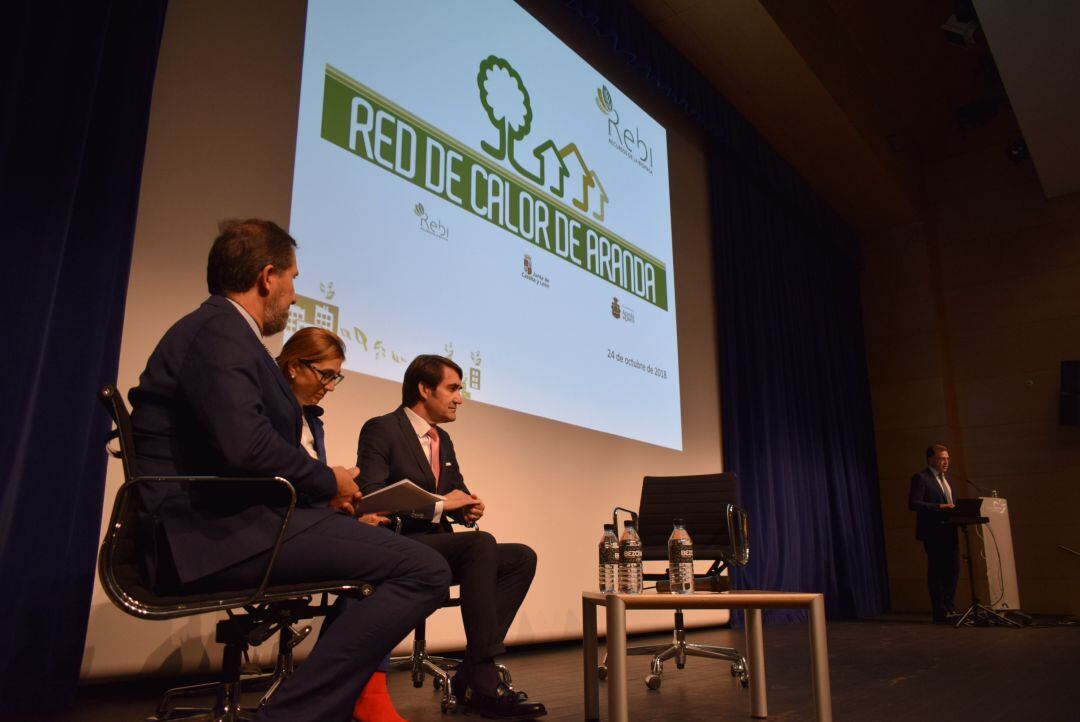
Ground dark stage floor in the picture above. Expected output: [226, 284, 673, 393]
[24, 616, 1080, 721]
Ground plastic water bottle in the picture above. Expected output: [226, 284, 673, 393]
[599, 524, 620, 593]
[667, 518, 694, 594]
[618, 520, 643, 594]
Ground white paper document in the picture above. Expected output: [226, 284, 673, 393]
[353, 479, 442, 515]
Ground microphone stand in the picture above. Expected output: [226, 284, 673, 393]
[960, 477, 997, 498]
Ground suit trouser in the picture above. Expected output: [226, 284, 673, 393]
[203, 510, 452, 722]
[923, 530, 959, 618]
[409, 530, 537, 662]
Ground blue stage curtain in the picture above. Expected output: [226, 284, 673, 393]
[565, 0, 889, 618]
[711, 147, 889, 620]
[0, 0, 167, 710]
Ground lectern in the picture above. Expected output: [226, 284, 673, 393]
[945, 499, 1021, 628]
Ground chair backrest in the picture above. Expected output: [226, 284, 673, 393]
[96, 385, 370, 619]
[97, 385, 162, 615]
[636, 472, 749, 568]
[100, 384, 139, 481]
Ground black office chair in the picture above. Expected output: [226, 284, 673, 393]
[600, 472, 751, 690]
[98, 385, 375, 721]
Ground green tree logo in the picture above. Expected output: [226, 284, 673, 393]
[414, 202, 426, 217]
[477, 55, 543, 183]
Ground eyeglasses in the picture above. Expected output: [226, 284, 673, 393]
[301, 360, 345, 386]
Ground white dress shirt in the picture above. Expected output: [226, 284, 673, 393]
[300, 416, 318, 459]
[225, 297, 264, 343]
[929, 466, 953, 505]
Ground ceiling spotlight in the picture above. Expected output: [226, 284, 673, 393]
[941, 14, 978, 47]
[1008, 139, 1029, 163]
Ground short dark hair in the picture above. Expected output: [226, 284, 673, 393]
[207, 218, 297, 294]
[402, 354, 463, 407]
[926, 443, 948, 460]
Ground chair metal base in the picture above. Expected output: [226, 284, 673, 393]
[389, 637, 462, 713]
[599, 610, 749, 690]
[389, 638, 516, 714]
[149, 622, 309, 721]
[148, 677, 254, 722]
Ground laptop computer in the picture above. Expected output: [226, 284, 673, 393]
[951, 497, 983, 518]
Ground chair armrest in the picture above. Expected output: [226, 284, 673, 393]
[101, 475, 297, 615]
[611, 506, 639, 531]
[725, 503, 750, 567]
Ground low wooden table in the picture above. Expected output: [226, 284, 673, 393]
[582, 590, 832, 721]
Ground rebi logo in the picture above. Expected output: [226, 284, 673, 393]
[595, 86, 614, 115]
[414, 202, 449, 240]
[597, 85, 653, 174]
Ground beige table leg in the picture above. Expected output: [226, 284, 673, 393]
[583, 597, 600, 721]
[745, 608, 767, 718]
[808, 596, 832, 722]
[605, 596, 628, 722]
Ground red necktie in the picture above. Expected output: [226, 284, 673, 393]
[426, 427, 441, 491]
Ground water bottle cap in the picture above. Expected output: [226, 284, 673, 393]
[603, 523, 615, 530]
[673, 518, 686, 527]
[623, 519, 635, 528]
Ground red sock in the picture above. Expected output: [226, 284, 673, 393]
[352, 672, 407, 722]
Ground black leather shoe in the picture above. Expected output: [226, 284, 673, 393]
[463, 683, 547, 720]
[453, 675, 533, 706]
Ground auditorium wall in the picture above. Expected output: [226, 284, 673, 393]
[863, 144, 1080, 615]
[80, 0, 726, 679]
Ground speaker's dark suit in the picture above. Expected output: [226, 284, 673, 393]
[129, 296, 450, 722]
[357, 407, 536, 663]
[909, 468, 959, 620]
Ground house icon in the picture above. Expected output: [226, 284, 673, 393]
[557, 143, 607, 221]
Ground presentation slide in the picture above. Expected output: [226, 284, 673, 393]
[289, 0, 681, 449]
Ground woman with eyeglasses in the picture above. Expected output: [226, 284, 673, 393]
[277, 327, 406, 722]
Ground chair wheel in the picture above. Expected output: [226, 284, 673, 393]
[442, 693, 458, 713]
[411, 670, 424, 688]
[645, 674, 662, 690]
[740, 674, 750, 688]
[433, 676, 444, 690]
[597, 665, 607, 681]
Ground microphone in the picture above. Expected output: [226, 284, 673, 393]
[958, 477, 998, 497]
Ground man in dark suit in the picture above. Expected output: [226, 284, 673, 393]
[908, 443, 960, 623]
[129, 219, 451, 721]
[357, 355, 545, 720]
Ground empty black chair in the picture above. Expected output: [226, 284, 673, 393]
[97, 385, 374, 721]
[601, 472, 750, 690]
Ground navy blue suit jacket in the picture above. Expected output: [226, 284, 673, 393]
[356, 407, 469, 534]
[129, 295, 338, 585]
[908, 468, 955, 542]
[303, 405, 327, 463]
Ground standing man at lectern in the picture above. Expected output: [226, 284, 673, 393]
[357, 354, 546, 720]
[909, 443, 960, 624]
